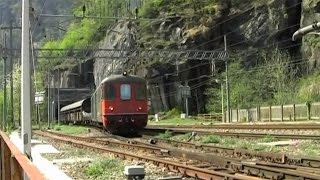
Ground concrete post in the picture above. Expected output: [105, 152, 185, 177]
[281, 104, 284, 122]
[293, 104, 296, 121]
[256, 106, 260, 122]
[236, 108, 239, 122]
[21, 0, 31, 163]
[307, 102, 311, 121]
[269, 105, 272, 122]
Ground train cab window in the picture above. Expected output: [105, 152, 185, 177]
[105, 84, 116, 100]
[136, 85, 146, 100]
[120, 84, 131, 100]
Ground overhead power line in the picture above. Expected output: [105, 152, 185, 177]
[6, 48, 227, 60]
[39, 13, 166, 22]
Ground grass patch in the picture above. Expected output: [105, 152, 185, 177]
[157, 130, 174, 139]
[298, 142, 320, 157]
[260, 134, 275, 143]
[201, 135, 221, 144]
[52, 125, 89, 135]
[85, 158, 125, 179]
[223, 138, 237, 145]
[253, 144, 267, 151]
[239, 142, 252, 149]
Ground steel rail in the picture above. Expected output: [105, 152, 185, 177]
[144, 127, 320, 140]
[33, 131, 258, 180]
[147, 123, 320, 130]
[35, 131, 320, 180]
[141, 136, 320, 168]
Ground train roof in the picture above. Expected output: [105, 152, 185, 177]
[60, 98, 89, 112]
[100, 74, 146, 85]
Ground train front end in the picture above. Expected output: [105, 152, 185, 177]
[93, 73, 148, 135]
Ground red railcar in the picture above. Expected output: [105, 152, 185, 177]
[60, 72, 148, 135]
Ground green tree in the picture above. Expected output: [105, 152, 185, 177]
[205, 49, 299, 112]
[298, 72, 320, 102]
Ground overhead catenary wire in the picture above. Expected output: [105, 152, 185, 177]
[29, 1, 306, 86]
[150, 58, 311, 99]
[147, 36, 304, 83]
[31, 0, 48, 35]
[148, 55, 309, 89]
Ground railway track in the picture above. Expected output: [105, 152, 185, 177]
[147, 123, 320, 130]
[34, 130, 320, 180]
[139, 136, 320, 169]
[34, 130, 255, 180]
[144, 127, 320, 140]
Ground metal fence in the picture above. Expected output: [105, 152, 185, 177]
[0, 130, 45, 180]
[228, 102, 320, 122]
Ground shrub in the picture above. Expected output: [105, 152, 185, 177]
[157, 130, 174, 139]
[201, 135, 220, 144]
[240, 117, 247, 123]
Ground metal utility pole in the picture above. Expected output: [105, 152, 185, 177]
[51, 101, 55, 124]
[57, 69, 60, 125]
[1, 22, 22, 127]
[9, 21, 14, 126]
[3, 33, 7, 129]
[21, 0, 31, 161]
[2, 57, 7, 129]
[52, 71, 55, 123]
[185, 83, 190, 117]
[47, 74, 50, 129]
[221, 83, 224, 122]
[224, 35, 231, 123]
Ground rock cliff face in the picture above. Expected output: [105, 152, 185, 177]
[93, 21, 139, 87]
[54, 0, 319, 114]
[49, 60, 94, 89]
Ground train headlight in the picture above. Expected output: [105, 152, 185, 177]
[109, 106, 114, 111]
[137, 107, 142, 111]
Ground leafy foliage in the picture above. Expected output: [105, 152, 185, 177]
[305, 35, 320, 48]
[157, 130, 174, 139]
[139, 0, 221, 18]
[39, 18, 99, 70]
[38, 0, 128, 72]
[53, 125, 89, 135]
[201, 135, 221, 144]
[298, 72, 320, 102]
[206, 49, 299, 112]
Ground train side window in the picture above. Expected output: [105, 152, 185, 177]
[105, 84, 116, 100]
[120, 84, 131, 100]
[136, 85, 146, 100]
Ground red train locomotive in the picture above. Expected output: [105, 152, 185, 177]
[60, 72, 148, 134]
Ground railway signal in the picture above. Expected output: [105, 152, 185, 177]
[179, 84, 191, 117]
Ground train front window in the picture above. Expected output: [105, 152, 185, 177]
[136, 85, 146, 100]
[120, 84, 131, 100]
[105, 84, 115, 100]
